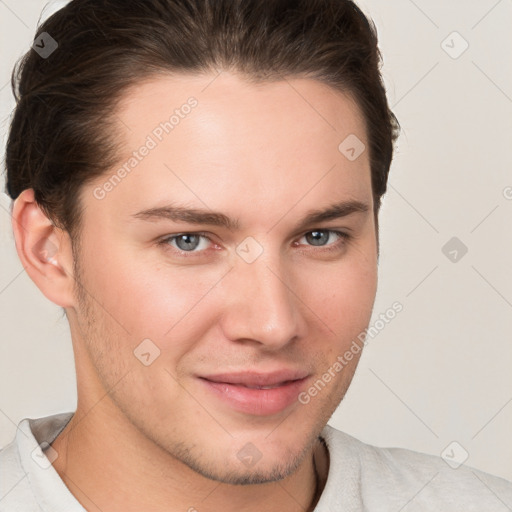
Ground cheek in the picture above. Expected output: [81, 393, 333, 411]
[84, 242, 224, 356]
[82, 228, 376, 362]
[297, 247, 378, 344]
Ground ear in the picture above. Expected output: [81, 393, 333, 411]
[11, 188, 76, 308]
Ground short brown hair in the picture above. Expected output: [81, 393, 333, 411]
[5, 0, 400, 242]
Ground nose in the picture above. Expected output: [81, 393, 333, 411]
[219, 251, 307, 350]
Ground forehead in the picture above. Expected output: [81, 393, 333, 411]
[115, 71, 368, 156]
[87, 71, 372, 221]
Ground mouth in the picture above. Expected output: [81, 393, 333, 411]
[197, 375, 310, 416]
[207, 379, 297, 390]
[199, 368, 310, 387]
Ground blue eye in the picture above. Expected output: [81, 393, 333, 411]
[300, 230, 346, 247]
[158, 229, 350, 257]
[158, 232, 213, 255]
[170, 233, 205, 252]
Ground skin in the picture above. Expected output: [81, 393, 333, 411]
[12, 71, 378, 512]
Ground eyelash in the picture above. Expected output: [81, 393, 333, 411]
[157, 229, 351, 258]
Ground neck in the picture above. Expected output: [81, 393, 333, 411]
[50, 403, 329, 512]
[311, 436, 329, 510]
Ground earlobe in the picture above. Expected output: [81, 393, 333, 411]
[11, 188, 76, 308]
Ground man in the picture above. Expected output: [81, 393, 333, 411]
[1, 0, 511, 511]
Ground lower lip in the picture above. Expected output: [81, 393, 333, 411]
[199, 377, 309, 416]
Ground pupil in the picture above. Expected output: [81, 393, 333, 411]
[177, 234, 199, 251]
[307, 230, 328, 246]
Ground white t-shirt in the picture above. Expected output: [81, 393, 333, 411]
[1, 412, 511, 511]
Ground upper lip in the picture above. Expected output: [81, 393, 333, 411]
[200, 369, 310, 387]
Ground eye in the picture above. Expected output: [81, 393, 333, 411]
[158, 229, 350, 257]
[159, 232, 212, 254]
[296, 230, 350, 252]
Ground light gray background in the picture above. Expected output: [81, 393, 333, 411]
[1, 0, 511, 482]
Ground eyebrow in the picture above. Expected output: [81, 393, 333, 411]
[131, 199, 370, 232]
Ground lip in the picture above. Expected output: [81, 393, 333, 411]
[198, 373, 310, 416]
[200, 369, 310, 387]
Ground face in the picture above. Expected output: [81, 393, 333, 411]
[69, 71, 378, 484]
